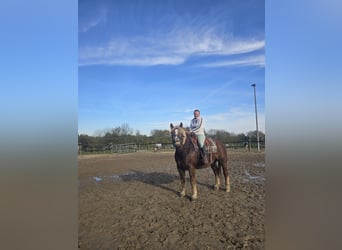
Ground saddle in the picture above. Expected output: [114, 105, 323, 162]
[190, 134, 218, 154]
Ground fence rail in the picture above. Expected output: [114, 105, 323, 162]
[78, 141, 265, 154]
[111, 143, 137, 153]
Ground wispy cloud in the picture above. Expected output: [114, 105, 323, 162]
[150, 108, 265, 135]
[148, 122, 171, 129]
[79, 26, 264, 67]
[197, 55, 265, 68]
[205, 108, 265, 134]
[79, 9, 107, 33]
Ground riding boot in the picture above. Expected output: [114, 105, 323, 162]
[200, 147, 209, 165]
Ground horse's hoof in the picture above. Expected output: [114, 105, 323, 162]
[180, 191, 186, 197]
[214, 185, 220, 191]
[226, 187, 231, 192]
[191, 195, 197, 201]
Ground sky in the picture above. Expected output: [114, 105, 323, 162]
[78, 0, 265, 136]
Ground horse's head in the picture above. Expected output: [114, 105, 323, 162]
[170, 122, 187, 148]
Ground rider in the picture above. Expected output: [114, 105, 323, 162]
[190, 109, 209, 164]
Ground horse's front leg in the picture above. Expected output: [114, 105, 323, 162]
[177, 166, 186, 197]
[189, 167, 197, 200]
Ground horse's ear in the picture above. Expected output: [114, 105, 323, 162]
[170, 123, 174, 129]
[180, 122, 183, 127]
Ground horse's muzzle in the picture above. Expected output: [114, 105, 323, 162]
[173, 138, 181, 147]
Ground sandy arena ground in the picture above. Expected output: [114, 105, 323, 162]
[78, 150, 265, 249]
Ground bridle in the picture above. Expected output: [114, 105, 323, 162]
[171, 126, 187, 147]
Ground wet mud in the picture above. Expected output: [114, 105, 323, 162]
[79, 150, 265, 249]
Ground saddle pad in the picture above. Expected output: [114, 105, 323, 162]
[190, 135, 217, 153]
[205, 138, 217, 153]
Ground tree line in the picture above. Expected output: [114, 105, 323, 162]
[78, 123, 265, 152]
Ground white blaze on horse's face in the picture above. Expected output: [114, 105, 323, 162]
[173, 128, 181, 146]
[171, 127, 186, 147]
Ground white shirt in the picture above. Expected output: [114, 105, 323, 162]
[190, 116, 205, 135]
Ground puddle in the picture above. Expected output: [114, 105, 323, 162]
[92, 171, 146, 183]
[93, 177, 103, 182]
[109, 175, 121, 179]
[253, 162, 265, 168]
[90, 171, 178, 185]
[109, 172, 137, 181]
[243, 170, 265, 183]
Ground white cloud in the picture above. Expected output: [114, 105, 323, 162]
[168, 108, 265, 134]
[80, 18, 102, 33]
[182, 108, 197, 113]
[197, 55, 265, 68]
[79, 26, 264, 67]
[148, 122, 171, 129]
[205, 108, 265, 134]
[79, 55, 185, 67]
[79, 9, 107, 33]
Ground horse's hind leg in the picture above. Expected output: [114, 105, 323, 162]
[221, 160, 230, 192]
[211, 161, 220, 191]
[177, 167, 186, 197]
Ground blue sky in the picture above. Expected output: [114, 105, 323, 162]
[78, 0, 265, 136]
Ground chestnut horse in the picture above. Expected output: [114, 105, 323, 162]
[170, 123, 230, 200]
